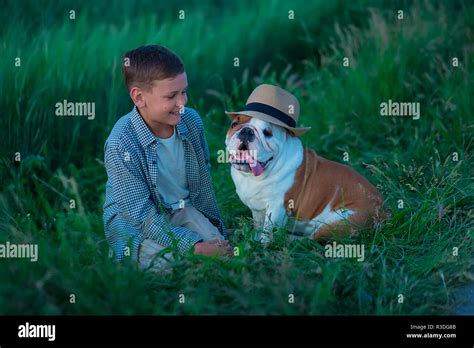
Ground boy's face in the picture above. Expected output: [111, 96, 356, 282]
[132, 72, 188, 129]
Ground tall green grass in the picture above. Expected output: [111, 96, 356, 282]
[0, 0, 358, 165]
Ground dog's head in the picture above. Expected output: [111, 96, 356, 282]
[225, 114, 292, 176]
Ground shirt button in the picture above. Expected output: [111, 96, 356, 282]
[152, 184, 156, 188]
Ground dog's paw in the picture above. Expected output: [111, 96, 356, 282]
[254, 232, 272, 245]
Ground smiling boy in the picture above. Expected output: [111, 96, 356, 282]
[103, 45, 232, 271]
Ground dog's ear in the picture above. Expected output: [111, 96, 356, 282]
[286, 128, 296, 137]
[230, 115, 239, 127]
[228, 114, 252, 128]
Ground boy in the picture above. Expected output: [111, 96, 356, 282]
[103, 45, 232, 271]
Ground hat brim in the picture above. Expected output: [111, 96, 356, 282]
[225, 110, 311, 137]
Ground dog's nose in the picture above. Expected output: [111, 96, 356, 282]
[237, 127, 255, 143]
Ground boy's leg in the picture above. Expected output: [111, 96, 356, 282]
[137, 205, 222, 273]
[138, 238, 173, 273]
[170, 205, 224, 241]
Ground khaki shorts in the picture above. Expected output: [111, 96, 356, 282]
[138, 205, 224, 272]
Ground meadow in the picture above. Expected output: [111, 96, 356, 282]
[0, 0, 472, 315]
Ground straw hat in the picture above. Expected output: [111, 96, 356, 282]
[225, 84, 311, 136]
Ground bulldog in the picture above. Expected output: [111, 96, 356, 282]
[225, 84, 385, 243]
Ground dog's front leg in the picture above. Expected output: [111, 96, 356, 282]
[252, 209, 271, 243]
[257, 204, 288, 244]
[251, 209, 266, 230]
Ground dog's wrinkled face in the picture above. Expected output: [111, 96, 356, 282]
[225, 114, 289, 176]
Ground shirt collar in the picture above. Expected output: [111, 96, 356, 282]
[176, 118, 188, 138]
[130, 106, 188, 147]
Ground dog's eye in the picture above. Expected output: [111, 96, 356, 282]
[231, 122, 238, 128]
[263, 128, 273, 137]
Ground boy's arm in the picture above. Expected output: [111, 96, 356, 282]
[104, 142, 203, 260]
[199, 122, 212, 173]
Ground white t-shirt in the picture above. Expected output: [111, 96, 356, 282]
[155, 127, 190, 209]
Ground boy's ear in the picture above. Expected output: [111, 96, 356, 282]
[130, 87, 146, 108]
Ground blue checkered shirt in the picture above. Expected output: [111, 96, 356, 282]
[103, 106, 227, 261]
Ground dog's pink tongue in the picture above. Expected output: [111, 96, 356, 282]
[242, 151, 264, 176]
[251, 162, 264, 176]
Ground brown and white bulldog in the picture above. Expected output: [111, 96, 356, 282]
[225, 84, 385, 243]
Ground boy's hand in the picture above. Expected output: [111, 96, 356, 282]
[193, 239, 233, 256]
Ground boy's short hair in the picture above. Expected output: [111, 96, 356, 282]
[122, 45, 185, 91]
